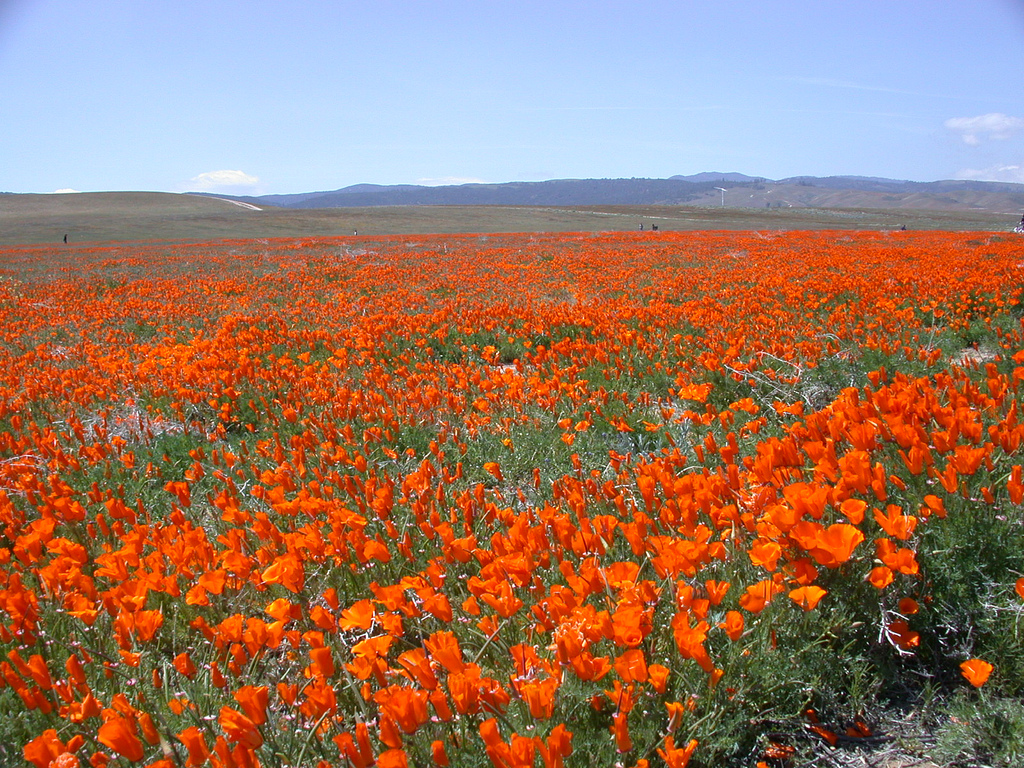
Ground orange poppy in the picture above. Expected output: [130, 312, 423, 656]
[614, 649, 648, 684]
[873, 505, 917, 540]
[173, 652, 197, 679]
[260, 552, 305, 593]
[431, 740, 450, 767]
[788, 585, 827, 611]
[378, 686, 430, 734]
[610, 712, 632, 752]
[339, 599, 376, 630]
[378, 748, 410, 768]
[839, 498, 866, 524]
[808, 523, 864, 568]
[570, 651, 612, 682]
[738, 580, 783, 614]
[519, 676, 559, 719]
[665, 701, 686, 732]
[704, 579, 730, 605]
[887, 619, 920, 650]
[539, 723, 573, 768]
[657, 736, 698, 768]
[721, 610, 744, 642]
[23, 730, 70, 768]
[648, 663, 670, 693]
[423, 631, 465, 673]
[898, 597, 919, 615]
[868, 566, 894, 590]
[960, 658, 993, 687]
[218, 706, 263, 749]
[234, 685, 269, 725]
[748, 539, 782, 572]
[98, 714, 144, 762]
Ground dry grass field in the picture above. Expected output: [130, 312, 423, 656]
[0, 191, 1016, 245]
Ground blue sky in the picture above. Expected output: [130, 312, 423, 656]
[1, 0, 1023, 195]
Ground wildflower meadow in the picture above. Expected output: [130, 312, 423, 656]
[2, 230, 1023, 767]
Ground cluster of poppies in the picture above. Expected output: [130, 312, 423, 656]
[0, 230, 1021, 767]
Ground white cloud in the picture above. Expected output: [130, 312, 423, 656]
[415, 176, 489, 186]
[52, 188, 80, 194]
[954, 164, 1024, 183]
[944, 113, 1024, 145]
[183, 169, 260, 192]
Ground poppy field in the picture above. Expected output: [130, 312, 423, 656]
[2, 230, 1024, 767]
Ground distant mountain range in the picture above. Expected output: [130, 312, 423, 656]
[197, 174, 1024, 214]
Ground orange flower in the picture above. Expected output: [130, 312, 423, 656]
[839, 498, 866, 524]
[788, 585, 827, 611]
[334, 722, 376, 768]
[20, 654, 52, 692]
[98, 714, 144, 762]
[339, 599, 376, 630]
[539, 723, 573, 768]
[398, 648, 439, 690]
[519, 676, 559, 719]
[868, 566, 894, 590]
[138, 712, 160, 746]
[234, 685, 269, 725]
[666, 701, 686, 732]
[611, 712, 632, 752]
[260, 552, 305, 593]
[23, 729, 69, 768]
[309, 646, 336, 678]
[873, 505, 917, 541]
[738, 580, 783, 614]
[173, 652, 197, 679]
[614, 649, 648, 684]
[612, 605, 646, 647]
[671, 613, 713, 671]
[648, 663, 670, 693]
[424, 631, 465, 673]
[219, 706, 263, 748]
[378, 748, 410, 768]
[721, 610, 744, 641]
[704, 579, 730, 605]
[898, 597, 919, 615]
[922, 494, 946, 519]
[808, 523, 865, 568]
[960, 658, 993, 688]
[431, 740, 450, 767]
[570, 651, 612, 682]
[887, 619, 919, 650]
[657, 736, 698, 768]
[748, 539, 782, 572]
[480, 580, 524, 619]
[376, 690, 425, 736]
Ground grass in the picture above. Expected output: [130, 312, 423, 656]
[0, 191, 1017, 245]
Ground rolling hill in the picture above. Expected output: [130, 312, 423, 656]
[2, 175, 1022, 245]
[207, 174, 1024, 214]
